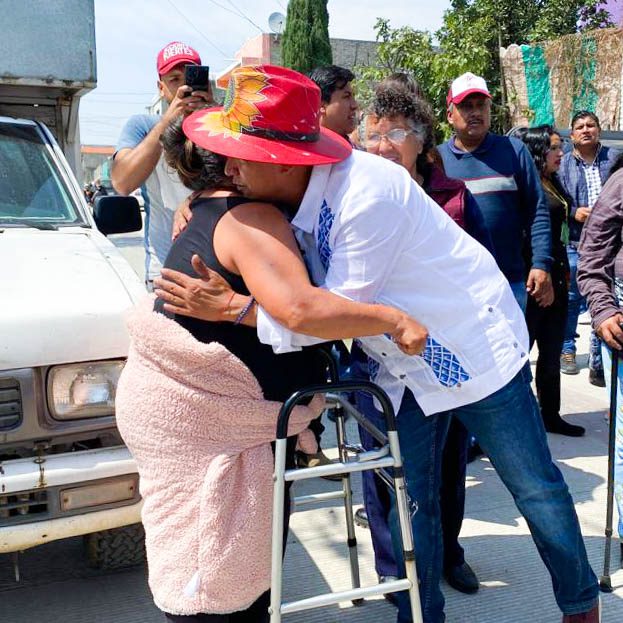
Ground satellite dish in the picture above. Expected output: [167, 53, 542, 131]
[268, 12, 286, 34]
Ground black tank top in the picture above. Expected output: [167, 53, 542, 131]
[154, 196, 327, 401]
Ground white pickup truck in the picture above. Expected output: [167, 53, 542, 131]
[0, 116, 147, 572]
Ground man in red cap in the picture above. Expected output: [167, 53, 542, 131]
[158, 64, 599, 623]
[112, 41, 211, 288]
[439, 72, 553, 315]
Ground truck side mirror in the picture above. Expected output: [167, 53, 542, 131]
[93, 196, 142, 236]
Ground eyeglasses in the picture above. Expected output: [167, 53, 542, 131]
[365, 128, 415, 147]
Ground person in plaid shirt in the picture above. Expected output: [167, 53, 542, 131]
[559, 111, 620, 383]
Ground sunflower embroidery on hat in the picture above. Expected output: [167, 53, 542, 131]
[182, 64, 353, 165]
[197, 67, 268, 140]
[317, 200, 334, 272]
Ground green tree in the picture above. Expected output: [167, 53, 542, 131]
[281, 0, 332, 74]
[356, 0, 613, 136]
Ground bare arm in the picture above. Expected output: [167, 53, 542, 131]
[225, 203, 425, 347]
[112, 86, 210, 195]
[155, 202, 427, 354]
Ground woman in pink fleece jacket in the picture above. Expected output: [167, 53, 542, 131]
[116, 116, 427, 623]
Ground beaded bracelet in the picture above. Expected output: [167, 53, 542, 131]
[234, 296, 256, 325]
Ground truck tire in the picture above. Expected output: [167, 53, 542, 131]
[84, 523, 146, 570]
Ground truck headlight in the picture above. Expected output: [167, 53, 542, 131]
[47, 361, 125, 420]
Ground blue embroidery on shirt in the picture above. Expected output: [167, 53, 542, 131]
[368, 357, 380, 381]
[422, 337, 471, 387]
[317, 200, 334, 272]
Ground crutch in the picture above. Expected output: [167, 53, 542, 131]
[269, 380, 423, 623]
[599, 347, 619, 593]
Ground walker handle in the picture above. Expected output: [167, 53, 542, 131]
[277, 380, 396, 440]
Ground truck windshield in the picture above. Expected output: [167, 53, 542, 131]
[0, 123, 86, 228]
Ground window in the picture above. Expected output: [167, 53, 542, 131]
[0, 123, 86, 227]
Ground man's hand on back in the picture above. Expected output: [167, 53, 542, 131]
[154, 255, 246, 322]
[172, 195, 193, 240]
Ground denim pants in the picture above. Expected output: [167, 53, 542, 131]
[563, 245, 603, 371]
[392, 365, 598, 623]
[356, 400, 469, 581]
[600, 345, 623, 539]
[509, 280, 528, 314]
[355, 389, 400, 578]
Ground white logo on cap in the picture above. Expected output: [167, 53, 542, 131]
[451, 72, 489, 98]
[163, 42, 194, 61]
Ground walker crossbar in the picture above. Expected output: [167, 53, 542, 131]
[284, 455, 395, 482]
[280, 579, 412, 615]
[270, 380, 423, 623]
[326, 392, 389, 445]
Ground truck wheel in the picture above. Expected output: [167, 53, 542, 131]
[84, 523, 146, 570]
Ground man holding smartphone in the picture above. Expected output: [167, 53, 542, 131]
[112, 41, 212, 288]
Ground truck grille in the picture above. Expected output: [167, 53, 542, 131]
[0, 378, 22, 431]
[0, 490, 49, 523]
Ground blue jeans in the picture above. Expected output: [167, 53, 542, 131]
[563, 245, 603, 371]
[355, 389, 400, 578]
[392, 366, 598, 623]
[600, 345, 623, 538]
[509, 280, 528, 313]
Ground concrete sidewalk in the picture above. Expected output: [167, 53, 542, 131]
[280, 323, 623, 622]
[0, 321, 621, 622]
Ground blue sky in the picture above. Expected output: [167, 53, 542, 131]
[79, 0, 451, 145]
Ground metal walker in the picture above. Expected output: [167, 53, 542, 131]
[269, 379, 423, 622]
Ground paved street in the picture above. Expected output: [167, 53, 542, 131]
[1, 231, 622, 622]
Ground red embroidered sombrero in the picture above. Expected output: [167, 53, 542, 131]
[182, 65, 352, 165]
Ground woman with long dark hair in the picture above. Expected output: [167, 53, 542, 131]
[515, 125, 585, 437]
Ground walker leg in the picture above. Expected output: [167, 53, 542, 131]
[334, 405, 362, 602]
[389, 430, 423, 623]
[269, 439, 288, 623]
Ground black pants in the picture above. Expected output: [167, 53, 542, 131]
[164, 590, 270, 623]
[526, 278, 568, 421]
[440, 416, 469, 569]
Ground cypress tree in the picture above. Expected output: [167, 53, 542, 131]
[281, 0, 332, 74]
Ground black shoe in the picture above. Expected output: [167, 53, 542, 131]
[544, 416, 585, 437]
[466, 442, 484, 464]
[444, 561, 479, 594]
[589, 368, 606, 388]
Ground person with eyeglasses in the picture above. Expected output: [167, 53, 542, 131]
[353, 83, 492, 598]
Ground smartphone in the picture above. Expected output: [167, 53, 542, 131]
[184, 65, 210, 93]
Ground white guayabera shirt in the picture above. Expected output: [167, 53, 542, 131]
[257, 150, 529, 416]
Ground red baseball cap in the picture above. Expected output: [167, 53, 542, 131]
[447, 72, 491, 107]
[157, 41, 201, 76]
[183, 65, 352, 166]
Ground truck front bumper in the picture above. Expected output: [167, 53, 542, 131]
[0, 446, 142, 553]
